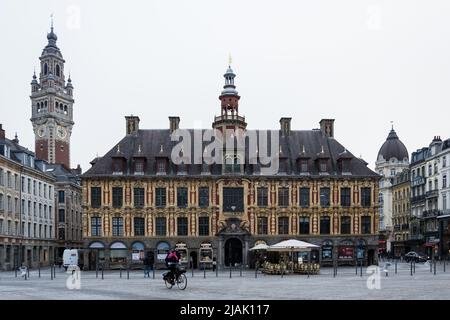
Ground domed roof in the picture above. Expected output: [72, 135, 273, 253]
[377, 128, 409, 161]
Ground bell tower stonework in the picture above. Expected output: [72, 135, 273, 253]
[30, 25, 74, 169]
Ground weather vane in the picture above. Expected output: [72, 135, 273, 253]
[390, 120, 394, 130]
[228, 53, 232, 66]
[50, 13, 54, 28]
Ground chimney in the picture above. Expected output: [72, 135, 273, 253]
[0, 124, 4, 140]
[125, 115, 140, 135]
[74, 164, 82, 175]
[169, 116, 180, 133]
[280, 118, 292, 136]
[320, 119, 335, 138]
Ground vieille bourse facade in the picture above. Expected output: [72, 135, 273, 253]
[81, 66, 380, 270]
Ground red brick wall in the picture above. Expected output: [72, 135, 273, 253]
[55, 140, 70, 168]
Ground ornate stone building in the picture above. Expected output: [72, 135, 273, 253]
[391, 169, 411, 256]
[375, 127, 409, 254]
[82, 65, 380, 270]
[0, 125, 56, 270]
[29, 26, 82, 262]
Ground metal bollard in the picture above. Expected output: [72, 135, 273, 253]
[355, 262, 358, 275]
[153, 265, 155, 279]
[434, 260, 436, 275]
[444, 261, 446, 272]
[53, 265, 56, 278]
[240, 264, 242, 277]
[24, 272, 27, 281]
[15, 267, 17, 278]
[395, 261, 397, 274]
[203, 264, 206, 279]
[430, 261, 432, 273]
[96, 264, 98, 278]
[102, 267, 104, 280]
[192, 265, 194, 278]
[360, 261, 363, 277]
[255, 266, 258, 279]
[38, 263, 41, 278]
[127, 267, 130, 280]
[216, 264, 218, 278]
[51, 265, 53, 280]
[27, 267, 30, 278]
[410, 261, 413, 276]
[230, 266, 232, 278]
[120, 267, 122, 278]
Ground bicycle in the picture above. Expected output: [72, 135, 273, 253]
[163, 263, 187, 290]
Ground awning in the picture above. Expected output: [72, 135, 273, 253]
[424, 242, 439, 247]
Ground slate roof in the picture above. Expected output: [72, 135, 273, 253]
[84, 128, 379, 179]
[377, 129, 409, 161]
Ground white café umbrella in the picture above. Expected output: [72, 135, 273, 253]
[249, 243, 269, 251]
[268, 239, 319, 252]
[268, 239, 319, 272]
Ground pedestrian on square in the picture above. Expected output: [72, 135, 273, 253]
[212, 257, 217, 272]
[143, 256, 151, 278]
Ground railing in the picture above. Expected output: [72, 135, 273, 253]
[214, 115, 246, 123]
[411, 195, 426, 204]
[423, 210, 441, 218]
[426, 190, 439, 198]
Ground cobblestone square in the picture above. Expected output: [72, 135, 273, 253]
[0, 262, 449, 300]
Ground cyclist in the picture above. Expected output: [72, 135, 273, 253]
[165, 249, 180, 285]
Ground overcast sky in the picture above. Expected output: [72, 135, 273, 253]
[1, 0, 449, 172]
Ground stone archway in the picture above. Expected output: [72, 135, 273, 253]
[224, 238, 243, 267]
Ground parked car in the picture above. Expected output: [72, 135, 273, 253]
[404, 251, 428, 263]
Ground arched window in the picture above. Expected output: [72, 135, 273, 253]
[56, 64, 60, 77]
[44, 63, 48, 75]
[44, 101, 47, 108]
[55, 102, 58, 110]
[64, 105, 68, 115]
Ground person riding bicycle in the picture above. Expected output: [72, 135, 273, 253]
[165, 249, 180, 285]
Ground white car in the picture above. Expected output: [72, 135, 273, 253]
[63, 249, 84, 270]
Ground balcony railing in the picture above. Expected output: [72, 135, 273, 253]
[411, 195, 426, 204]
[422, 209, 441, 218]
[214, 115, 246, 123]
[426, 189, 439, 198]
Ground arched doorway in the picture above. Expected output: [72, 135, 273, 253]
[224, 238, 243, 267]
[368, 249, 375, 266]
[190, 251, 198, 269]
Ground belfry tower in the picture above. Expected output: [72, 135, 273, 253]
[30, 23, 74, 168]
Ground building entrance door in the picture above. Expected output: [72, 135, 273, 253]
[224, 238, 243, 267]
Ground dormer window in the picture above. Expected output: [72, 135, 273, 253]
[201, 163, 210, 175]
[177, 163, 187, 175]
[224, 154, 241, 174]
[134, 159, 144, 175]
[156, 158, 167, 175]
[319, 160, 327, 173]
[112, 158, 124, 175]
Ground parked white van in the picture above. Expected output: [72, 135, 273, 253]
[63, 249, 84, 270]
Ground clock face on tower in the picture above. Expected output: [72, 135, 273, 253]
[57, 126, 67, 139]
[37, 126, 46, 138]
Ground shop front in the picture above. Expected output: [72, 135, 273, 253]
[156, 241, 170, 269]
[109, 242, 128, 269]
[356, 238, 367, 265]
[175, 242, 189, 266]
[321, 239, 333, 266]
[88, 241, 106, 270]
[338, 239, 355, 266]
[131, 242, 145, 269]
[199, 242, 213, 269]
